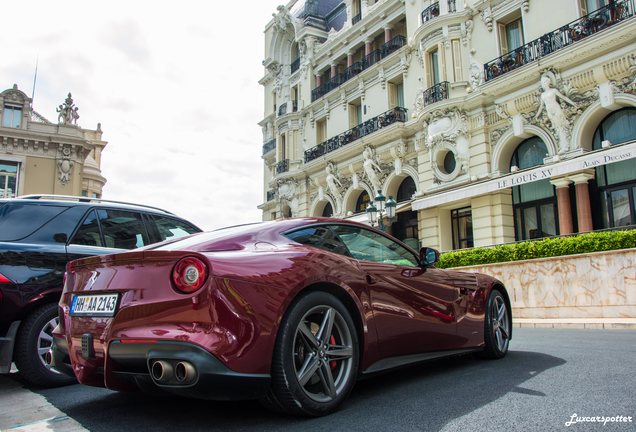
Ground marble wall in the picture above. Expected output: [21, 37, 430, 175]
[455, 248, 636, 321]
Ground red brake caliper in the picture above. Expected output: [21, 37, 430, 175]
[330, 335, 336, 369]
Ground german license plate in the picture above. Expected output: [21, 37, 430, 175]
[70, 293, 119, 317]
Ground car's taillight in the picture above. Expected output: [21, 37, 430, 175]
[171, 257, 208, 294]
[0, 272, 12, 284]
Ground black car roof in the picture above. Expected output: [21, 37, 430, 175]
[1, 195, 175, 216]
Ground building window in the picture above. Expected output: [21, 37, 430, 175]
[355, 190, 370, 213]
[497, 16, 524, 55]
[0, 161, 18, 198]
[451, 207, 473, 249]
[579, 0, 608, 15]
[349, 101, 362, 128]
[388, 81, 404, 109]
[429, 48, 441, 85]
[391, 177, 419, 250]
[592, 108, 636, 228]
[510, 137, 558, 240]
[443, 151, 456, 174]
[2, 105, 21, 128]
[322, 202, 333, 217]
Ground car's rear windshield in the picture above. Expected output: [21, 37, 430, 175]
[0, 203, 69, 241]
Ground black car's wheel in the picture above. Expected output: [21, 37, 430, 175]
[14, 303, 75, 387]
[265, 291, 359, 416]
[481, 288, 511, 359]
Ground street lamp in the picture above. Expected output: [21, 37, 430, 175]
[366, 190, 397, 231]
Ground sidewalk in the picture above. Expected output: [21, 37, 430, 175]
[0, 373, 87, 432]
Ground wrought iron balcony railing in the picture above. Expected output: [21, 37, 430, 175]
[311, 35, 407, 101]
[352, 13, 362, 25]
[276, 159, 289, 174]
[304, 107, 408, 163]
[448, 0, 456, 13]
[266, 190, 276, 201]
[423, 81, 449, 105]
[484, 0, 634, 82]
[290, 58, 300, 74]
[421, 2, 440, 24]
[262, 139, 276, 155]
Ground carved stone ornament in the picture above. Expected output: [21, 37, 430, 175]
[325, 161, 344, 214]
[468, 49, 484, 92]
[272, 5, 293, 32]
[57, 144, 74, 185]
[422, 109, 470, 182]
[481, 6, 493, 32]
[362, 146, 384, 194]
[56, 93, 80, 126]
[461, 20, 473, 47]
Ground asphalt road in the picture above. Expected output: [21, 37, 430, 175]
[5, 328, 636, 432]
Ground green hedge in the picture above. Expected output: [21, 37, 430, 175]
[438, 229, 636, 269]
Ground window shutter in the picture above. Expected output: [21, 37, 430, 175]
[579, 0, 588, 16]
[439, 42, 447, 82]
[497, 22, 508, 55]
[426, 52, 433, 87]
[452, 39, 463, 82]
[388, 83, 397, 108]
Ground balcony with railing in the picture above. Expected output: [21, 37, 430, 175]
[423, 81, 449, 105]
[484, 0, 635, 82]
[304, 107, 408, 163]
[421, 2, 440, 24]
[311, 35, 407, 101]
[276, 159, 289, 174]
[262, 139, 276, 155]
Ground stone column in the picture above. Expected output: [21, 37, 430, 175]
[570, 171, 596, 233]
[347, 51, 354, 67]
[330, 63, 337, 78]
[365, 39, 373, 56]
[315, 74, 321, 87]
[384, 26, 393, 43]
[550, 178, 574, 235]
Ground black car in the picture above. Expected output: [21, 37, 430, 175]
[0, 195, 202, 387]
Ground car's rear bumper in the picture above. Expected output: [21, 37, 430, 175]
[52, 337, 270, 400]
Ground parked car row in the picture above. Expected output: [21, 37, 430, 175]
[2, 196, 512, 416]
[0, 195, 201, 386]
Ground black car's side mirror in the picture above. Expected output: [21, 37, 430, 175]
[419, 247, 440, 268]
[53, 233, 68, 244]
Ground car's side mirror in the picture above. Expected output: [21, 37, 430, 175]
[53, 233, 68, 244]
[419, 247, 440, 268]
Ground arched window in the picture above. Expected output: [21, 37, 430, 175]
[355, 190, 370, 213]
[510, 137, 558, 240]
[322, 202, 333, 217]
[591, 108, 636, 228]
[396, 176, 416, 202]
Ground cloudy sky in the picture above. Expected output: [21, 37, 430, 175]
[1, 0, 284, 231]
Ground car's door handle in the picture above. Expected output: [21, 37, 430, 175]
[366, 274, 377, 284]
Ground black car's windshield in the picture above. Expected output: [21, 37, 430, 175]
[0, 203, 69, 241]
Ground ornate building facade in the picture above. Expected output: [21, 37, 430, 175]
[259, 0, 636, 251]
[0, 85, 107, 199]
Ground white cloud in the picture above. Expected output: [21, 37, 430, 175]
[1, 0, 281, 230]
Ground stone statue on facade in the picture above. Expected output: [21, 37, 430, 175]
[535, 72, 577, 153]
[468, 49, 484, 92]
[325, 163, 343, 214]
[56, 93, 79, 125]
[363, 147, 383, 193]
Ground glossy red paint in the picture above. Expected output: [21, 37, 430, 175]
[53, 217, 510, 397]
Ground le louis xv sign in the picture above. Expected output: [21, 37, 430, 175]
[413, 141, 636, 210]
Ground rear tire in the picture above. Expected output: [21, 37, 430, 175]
[14, 303, 75, 387]
[263, 291, 359, 416]
[480, 288, 511, 359]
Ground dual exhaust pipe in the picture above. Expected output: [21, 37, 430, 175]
[150, 360, 197, 386]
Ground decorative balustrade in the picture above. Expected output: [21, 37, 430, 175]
[423, 81, 449, 105]
[352, 13, 362, 25]
[484, 0, 634, 82]
[311, 35, 407, 101]
[290, 58, 300, 74]
[448, 0, 456, 13]
[304, 107, 408, 163]
[276, 159, 289, 174]
[262, 139, 276, 155]
[421, 2, 440, 24]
